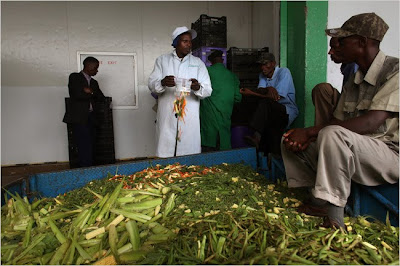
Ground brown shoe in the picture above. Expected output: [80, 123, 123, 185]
[244, 135, 260, 149]
[297, 203, 328, 217]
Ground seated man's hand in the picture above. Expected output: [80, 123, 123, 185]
[283, 128, 314, 152]
[161, 75, 175, 87]
[240, 88, 254, 96]
[190, 79, 200, 91]
[266, 86, 280, 101]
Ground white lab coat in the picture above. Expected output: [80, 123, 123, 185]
[148, 50, 212, 158]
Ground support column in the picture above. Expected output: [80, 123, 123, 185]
[280, 1, 328, 128]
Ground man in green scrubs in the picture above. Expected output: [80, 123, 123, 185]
[200, 50, 242, 152]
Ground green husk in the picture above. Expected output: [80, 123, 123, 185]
[1, 163, 398, 265]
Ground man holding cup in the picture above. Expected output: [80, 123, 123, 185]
[148, 26, 212, 158]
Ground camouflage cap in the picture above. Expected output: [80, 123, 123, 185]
[257, 52, 275, 64]
[325, 13, 389, 42]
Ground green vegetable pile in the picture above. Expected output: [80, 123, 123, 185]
[1, 163, 399, 265]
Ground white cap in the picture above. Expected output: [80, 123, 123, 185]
[171, 26, 197, 41]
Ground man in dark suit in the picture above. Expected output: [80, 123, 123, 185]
[63, 56, 105, 167]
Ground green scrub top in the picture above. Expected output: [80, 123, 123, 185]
[200, 63, 242, 150]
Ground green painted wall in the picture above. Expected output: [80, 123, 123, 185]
[280, 1, 328, 128]
[287, 1, 306, 128]
[304, 1, 328, 127]
[280, 1, 288, 68]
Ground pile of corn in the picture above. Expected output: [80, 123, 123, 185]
[1, 163, 399, 265]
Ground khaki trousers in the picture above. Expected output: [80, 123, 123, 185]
[281, 125, 399, 207]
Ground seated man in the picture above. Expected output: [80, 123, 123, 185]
[242, 52, 298, 155]
[282, 13, 399, 229]
[312, 37, 358, 126]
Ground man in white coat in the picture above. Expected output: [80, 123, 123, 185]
[148, 26, 212, 158]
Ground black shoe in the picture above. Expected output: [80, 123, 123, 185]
[297, 203, 328, 217]
[321, 216, 347, 231]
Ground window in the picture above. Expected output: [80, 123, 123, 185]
[78, 52, 138, 109]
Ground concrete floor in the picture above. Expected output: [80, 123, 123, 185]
[1, 162, 70, 188]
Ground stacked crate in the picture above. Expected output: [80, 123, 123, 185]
[191, 14, 227, 66]
[227, 47, 269, 89]
[66, 97, 115, 168]
[93, 97, 116, 166]
[228, 47, 269, 127]
[191, 14, 227, 50]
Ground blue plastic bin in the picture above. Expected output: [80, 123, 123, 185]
[2, 147, 398, 225]
[2, 148, 257, 200]
[351, 183, 399, 226]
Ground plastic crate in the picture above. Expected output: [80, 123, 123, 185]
[227, 47, 269, 75]
[351, 183, 399, 226]
[96, 127, 114, 136]
[191, 14, 227, 50]
[234, 71, 260, 81]
[258, 153, 286, 183]
[65, 97, 115, 168]
[192, 14, 227, 33]
[240, 79, 259, 89]
[192, 47, 227, 67]
[192, 35, 227, 51]
[231, 126, 254, 149]
[2, 148, 257, 200]
[228, 47, 269, 58]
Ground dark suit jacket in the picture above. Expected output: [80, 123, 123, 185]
[63, 72, 105, 125]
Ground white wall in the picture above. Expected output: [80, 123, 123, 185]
[5, 1, 396, 165]
[326, 1, 399, 91]
[1, 1, 278, 165]
[252, 2, 281, 62]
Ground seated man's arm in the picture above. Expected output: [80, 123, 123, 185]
[285, 71, 398, 152]
[240, 87, 279, 100]
[330, 111, 392, 134]
[283, 111, 391, 152]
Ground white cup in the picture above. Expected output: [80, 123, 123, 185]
[174, 77, 192, 96]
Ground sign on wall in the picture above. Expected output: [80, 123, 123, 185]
[77, 52, 138, 109]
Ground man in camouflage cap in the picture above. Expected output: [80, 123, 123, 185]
[325, 12, 389, 42]
[282, 12, 398, 229]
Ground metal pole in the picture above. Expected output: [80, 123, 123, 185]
[174, 115, 179, 157]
